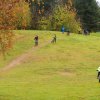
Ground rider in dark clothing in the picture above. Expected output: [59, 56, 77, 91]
[98, 72, 100, 83]
[97, 67, 100, 83]
[34, 35, 38, 46]
[97, 72, 100, 77]
[51, 34, 56, 43]
[67, 30, 70, 36]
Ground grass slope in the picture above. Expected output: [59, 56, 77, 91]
[0, 31, 100, 100]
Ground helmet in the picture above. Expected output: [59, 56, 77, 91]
[97, 67, 100, 72]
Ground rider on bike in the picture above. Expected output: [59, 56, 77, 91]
[97, 66, 100, 83]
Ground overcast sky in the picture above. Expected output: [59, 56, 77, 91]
[96, 0, 100, 3]
[96, 0, 100, 6]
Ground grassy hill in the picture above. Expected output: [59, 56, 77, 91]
[0, 30, 100, 100]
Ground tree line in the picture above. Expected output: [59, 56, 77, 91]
[1, 0, 99, 31]
[25, 0, 100, 32]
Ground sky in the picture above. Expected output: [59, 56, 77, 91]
[96, 0, 100, 6]
[96, 0, 100, 3]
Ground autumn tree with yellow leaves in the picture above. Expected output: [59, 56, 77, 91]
[0, 0, 31, 57]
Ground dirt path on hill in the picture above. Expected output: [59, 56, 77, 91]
[0, 41, 50, 72]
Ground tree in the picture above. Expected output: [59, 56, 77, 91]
[74, 0, 100, 31]
[38, 0, 81, 32]
[51, 5, 81, 32]
[0, 0, 30, 58]
[26, 0, 55, 29]
[14, 0, 31, 29]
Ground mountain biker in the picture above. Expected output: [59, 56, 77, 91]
[96, 66, 100, 83]
[51, 34, 56, 43]
[34, 35, 38, 46]
[61, 26, 65, 34]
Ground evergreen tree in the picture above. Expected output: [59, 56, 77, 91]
[74, 0, 100, 31]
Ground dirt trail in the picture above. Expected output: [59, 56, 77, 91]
[0, 41, 50, 72]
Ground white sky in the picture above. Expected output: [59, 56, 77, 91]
[96, 0, 100, 3]
[96, 0, 100, 6]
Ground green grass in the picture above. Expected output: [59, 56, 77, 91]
[0, 31, 100, 100]
[0, 30, 52, 68]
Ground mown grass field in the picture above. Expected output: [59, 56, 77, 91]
[0, 30, 100, 100]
